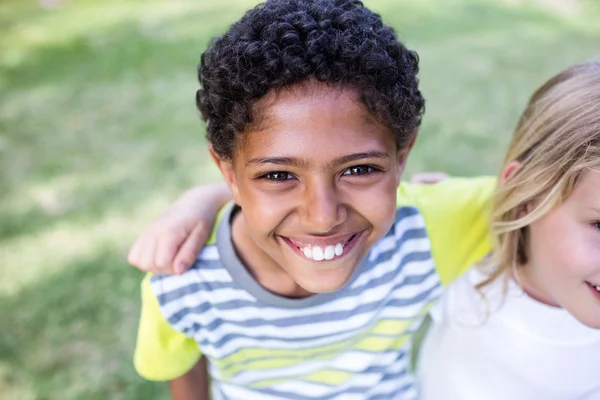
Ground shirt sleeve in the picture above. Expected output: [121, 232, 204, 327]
[134, 274, 201, 381]
[397, 176, 496, 286]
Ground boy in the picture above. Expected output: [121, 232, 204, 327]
[134, 1, 493, 398]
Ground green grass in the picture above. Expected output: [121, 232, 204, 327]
[1, 0, 600, 398]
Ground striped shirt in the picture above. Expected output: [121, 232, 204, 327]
[134, 177, 495, 400]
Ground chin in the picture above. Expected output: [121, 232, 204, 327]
[297, 272, 353, 294]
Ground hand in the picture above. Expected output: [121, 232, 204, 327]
[410, 172, 450, 184]
[127, 183, 231, 275]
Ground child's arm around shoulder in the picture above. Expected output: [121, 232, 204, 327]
[135, 274, 209, 398]
[128, 183, 232, 275]
[397, 176, 496, 286]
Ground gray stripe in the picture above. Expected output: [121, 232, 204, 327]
[367, 227, 429, 265]
[395, 206, 421, 221]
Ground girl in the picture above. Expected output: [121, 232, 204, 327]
[417, 60, 600, 399]
[129, 60, 600, 398]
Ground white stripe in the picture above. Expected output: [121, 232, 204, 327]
[271, 380, 333, 397]
[368, 213, 427, 256]
[158, 286, 257, 312]
[326, 355, 409, 400]
[197, 245, 220, 261]
[353, 238, 433, 288]
[234, 348, 406, 385]
[369, 375, 415, 399]
[396, 386, 418, 400]
[197, 268, 234, 283]
[218, 382, 284, 400]
[153, 269, 240, 294]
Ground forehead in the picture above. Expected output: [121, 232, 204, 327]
[235, 84, 396, 162]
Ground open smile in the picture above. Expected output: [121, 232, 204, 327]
[279, 231, 364, 262]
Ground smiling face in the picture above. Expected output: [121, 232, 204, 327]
[519, 169, 600, 328]
[211, 83, 407, 294]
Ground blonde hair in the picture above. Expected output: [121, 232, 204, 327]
[480, 60, 600, 288]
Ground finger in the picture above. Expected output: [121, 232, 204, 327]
[410, 172, 449, 184]
[127, 237, 144, 268]
[138, 236, 159, 272]
[173, 222, 209, 274]
[154, 231, 183, 273]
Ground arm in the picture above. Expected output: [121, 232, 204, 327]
[128, 183, 232, 274]
[169, 357, 210, 400]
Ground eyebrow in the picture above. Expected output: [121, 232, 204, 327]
[591, 207, 600, 215]
[246, 151, 390, 168]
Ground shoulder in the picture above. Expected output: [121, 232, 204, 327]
[150, 243, 227, 303]
[397, 176, 496, 285]
[368, 205, 428, 259]
[397, 176, 496, 214]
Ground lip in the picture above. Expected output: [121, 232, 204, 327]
[279, 230, 365, 262]
[585, 281, 600, 301]
[285, 232, 359, 247]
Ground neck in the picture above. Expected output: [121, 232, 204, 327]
[230, 208, 313, 299]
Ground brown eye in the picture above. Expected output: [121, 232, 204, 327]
[342, 165, 375, 176]
[264, 171, 294, 181]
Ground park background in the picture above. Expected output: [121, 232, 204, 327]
[1, 0, 600, 398]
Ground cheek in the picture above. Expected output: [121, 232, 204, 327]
[348, 177, 398, 231]
[568, 239, 600, 277]
[236, 183, 290, 232]
[530, 220, 598, 279]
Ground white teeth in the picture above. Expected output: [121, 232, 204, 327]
[312, 246, 324, 261]
[303, 247, 313, 259]
[595, 285, 600, 292]
[324, 246, 335, 260]
[334, 243, 343, 256]
[298, 241, 347, 261]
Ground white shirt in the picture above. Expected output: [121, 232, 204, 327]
[418, 267, 600, 400]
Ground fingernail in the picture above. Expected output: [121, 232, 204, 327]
[176, 262, 186, 275]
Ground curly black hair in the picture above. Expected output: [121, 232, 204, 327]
[197, 0, 425, 159]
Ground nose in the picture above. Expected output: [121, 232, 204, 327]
[301, 179, 347, 233]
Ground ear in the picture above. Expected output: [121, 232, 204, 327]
[500, 160, 521, 184]
[394, 131, 418, 186]
[208, 146, 242, 205]
[500, 160, 530, 217]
